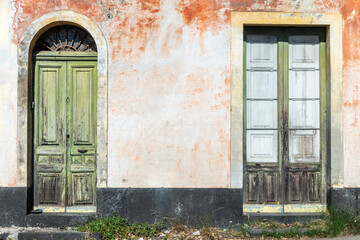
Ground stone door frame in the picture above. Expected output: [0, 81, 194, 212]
[17, 11, 108, 190]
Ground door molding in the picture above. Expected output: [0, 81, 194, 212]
[17, 11, 108, 188]
[230, 12, 343, 189]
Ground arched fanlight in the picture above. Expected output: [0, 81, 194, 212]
[34, 25, 97, 52]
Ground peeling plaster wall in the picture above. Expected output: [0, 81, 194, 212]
[2, 0, 360, 188]
[0, 0, 17, 187]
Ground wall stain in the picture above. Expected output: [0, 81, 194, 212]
[176, 0, 230, 32]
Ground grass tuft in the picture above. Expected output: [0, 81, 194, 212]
[77, 215, 163, 240]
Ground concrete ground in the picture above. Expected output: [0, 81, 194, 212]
[314, 236, 360, 240]
[0, 227, 100, 240]
[1, 227, 360, 239]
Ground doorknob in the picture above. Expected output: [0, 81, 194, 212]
[78, 149, 88, 153]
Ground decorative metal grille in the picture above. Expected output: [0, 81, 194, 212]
[34, 26, 97, 52]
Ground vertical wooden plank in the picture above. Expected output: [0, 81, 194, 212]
[319, 31, 328, 205]
[279, 29, 286, 208]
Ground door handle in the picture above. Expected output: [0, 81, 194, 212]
[78, 149, 88, 154]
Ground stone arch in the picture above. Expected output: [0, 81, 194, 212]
[17, 11, 108, 188]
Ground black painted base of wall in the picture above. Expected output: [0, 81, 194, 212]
[0, 187, 27, 226]
[2, 187, 360, 228]
[97, 188, 244, 227]
[0, 187, 95, 227]
[330, 188, 360, 210]
[0, 187, 244, 228]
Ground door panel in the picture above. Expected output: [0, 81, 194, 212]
[68, 61, 97, 208]
[288, 172, 302, 202]
[34, 61, 67, 211]
[246, 130, 278, 163]
[247, 101, 277, 128]
[289, 70, 319, 99]
[39, 68, 60, 143]
[73, 68, 93, 144]
[247, 71, 277, 99]
[308, 172, 321, 202]
[289, 36, 319, 69]
[246, 171, 261, 202]
[289, 100, 320, 128]
[246, 35, 277, 69]
[264, 171, 279, 203]
[289, 130, 320, 163]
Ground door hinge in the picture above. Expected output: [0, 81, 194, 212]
[31, 101, 35, 109]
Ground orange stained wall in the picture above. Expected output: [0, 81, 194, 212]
[8, 0, 360, 187]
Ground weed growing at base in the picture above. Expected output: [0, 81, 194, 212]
[245, 206, 360, 238]
[77, 206, 360, 239]
[77, 215, 163, 240]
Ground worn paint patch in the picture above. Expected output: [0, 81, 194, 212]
[34, 206, 65, 213]
[34, 206, 96, 213]
[343, 62, 360, 187]
[341, 0, 360, 187]
[64, 206, 97, 213]
[106, 0, 162, 60]
[11, 0, 161, 45]
[176, 0, 229, 32]
[243, 204, 283, 213]
[244, 204, 326, 213]
[230, 0, 340, 12]
[341, 1, 360, 64]
[284, 204, 326, 213]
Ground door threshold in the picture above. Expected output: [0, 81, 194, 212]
[243, 203, 326, 214]
[33, 206, 96, 213]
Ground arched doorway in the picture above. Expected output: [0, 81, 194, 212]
[32, 25, 98, 213]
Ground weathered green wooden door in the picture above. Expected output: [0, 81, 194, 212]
[33, 53, 97, 213]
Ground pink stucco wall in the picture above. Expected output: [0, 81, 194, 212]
[0, 0, 358, 187]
